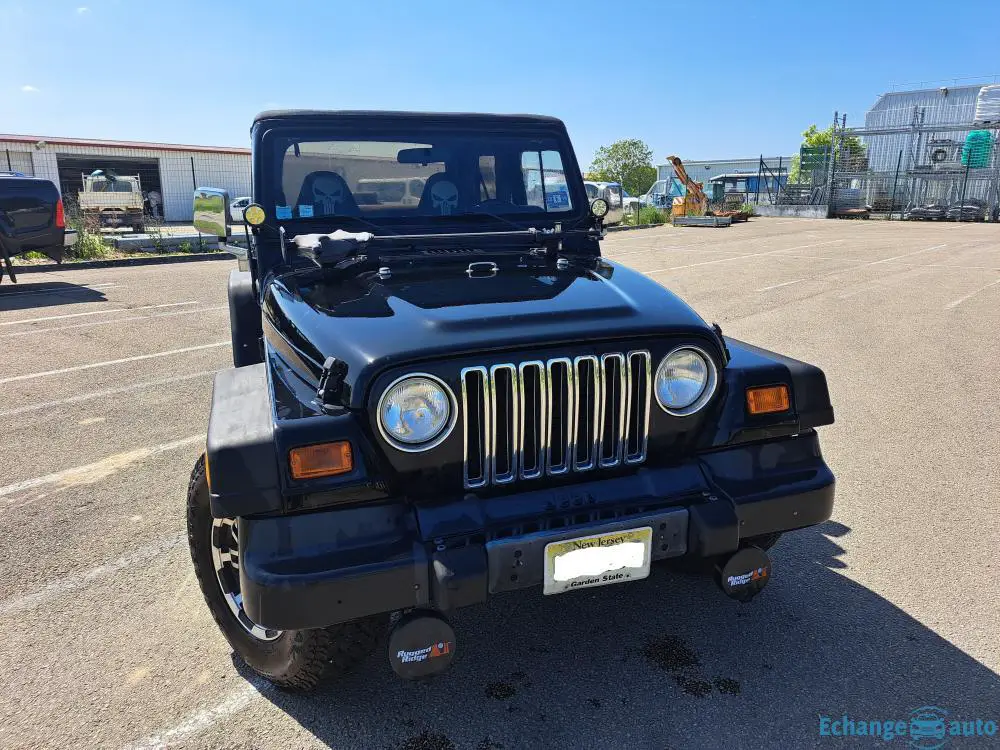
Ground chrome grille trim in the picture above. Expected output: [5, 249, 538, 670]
[463, 351, 651, 489]
[599, 353, 627, 467]
[545, 358, 574, 476]
[489, 364, 519, 485]
[461, 366, 491, 489]
[625, 351, 652, 464]
[573, 355, 601, 471]
[518, 361, 547, 480]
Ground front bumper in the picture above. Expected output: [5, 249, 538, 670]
[239, 432, 834, 630]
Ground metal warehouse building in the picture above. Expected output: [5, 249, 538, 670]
[0, 134, 251, 222]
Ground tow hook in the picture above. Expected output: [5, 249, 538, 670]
[716, 546, 772, 602]
[388, 609, 456, 680]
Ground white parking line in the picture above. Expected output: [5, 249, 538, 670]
[0, 533, 185, 617]
[645, 239, 844, 273]
[0, 282, 118, 298]
[0, 341, 229, 385]
[0, 305, 226, 338]
[0, 370, 219, 417]
[125, 681, 270, 750]
[944, 277, 1000, 310]
[754, 244, 951, 295]
[0, 434, 204, 498]
[0, 301, 199, 326]
[605, 229, 674, 242]
[756, 279, 804, 291]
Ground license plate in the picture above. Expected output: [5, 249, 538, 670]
[543, 526, 652, 595]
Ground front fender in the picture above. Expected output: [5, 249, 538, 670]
[705, 337, 834, 448]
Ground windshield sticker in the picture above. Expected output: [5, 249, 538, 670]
[298, 204, 314, 218]
[275, 205, 292, 220]
[546, 190, 569, 210]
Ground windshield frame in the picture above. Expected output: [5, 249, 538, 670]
[253, 118, 590, 233]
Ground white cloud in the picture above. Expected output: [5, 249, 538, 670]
[21, 85, 39, 93]
[76, 6, 89, 13]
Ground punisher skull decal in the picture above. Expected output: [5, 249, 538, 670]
[312, 175, 345, 215]
[430, 181, 459, 215]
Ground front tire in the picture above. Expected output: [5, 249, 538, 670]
[186, 455, 387, 690]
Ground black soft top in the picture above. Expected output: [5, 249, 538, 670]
[252, 110, 565, 128]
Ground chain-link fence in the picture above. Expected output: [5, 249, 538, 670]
[652, 156, 793, 215]
[827, 99, 1000, 221]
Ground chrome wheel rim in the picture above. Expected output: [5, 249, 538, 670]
[211, 518, 282, 641]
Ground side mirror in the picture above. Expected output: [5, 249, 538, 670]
[193, 187, 230, 240]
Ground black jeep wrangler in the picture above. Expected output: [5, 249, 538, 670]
[187, 110, 835, 690]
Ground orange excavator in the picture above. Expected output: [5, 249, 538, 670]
[667, 155, 708, 218]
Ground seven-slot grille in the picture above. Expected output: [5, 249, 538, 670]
[461, 351, 651, 489]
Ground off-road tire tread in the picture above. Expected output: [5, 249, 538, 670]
[186, 455, 386, 690]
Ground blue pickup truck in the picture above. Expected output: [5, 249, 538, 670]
[0, 172, 76, 284]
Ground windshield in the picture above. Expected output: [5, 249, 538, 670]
[270, 131, 578, 222]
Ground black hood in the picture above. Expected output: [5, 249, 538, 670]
[262, 259, 714, 410]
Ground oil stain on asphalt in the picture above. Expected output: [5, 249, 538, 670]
[485, 681, 517, 700]
[643, 634, 741, 698]
[398, 730, 456, 750]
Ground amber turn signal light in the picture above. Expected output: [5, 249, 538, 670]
[289, 441, 353, 480]
[746, 385, 790, 415]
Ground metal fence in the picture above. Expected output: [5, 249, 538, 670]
[657, 156, 793, 212]
[826, 105, 1000, 221]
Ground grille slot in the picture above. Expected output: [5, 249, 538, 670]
[490, 364, 519, 484]
[625, 352, 651, 463]
[463, 351, 651, 488]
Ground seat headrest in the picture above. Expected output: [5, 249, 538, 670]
[296, 171, 360, 217]
[418, 173, 462, 216]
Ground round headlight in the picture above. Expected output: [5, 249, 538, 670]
[654, 346, 717, 415]
[377, 374, 455, 450]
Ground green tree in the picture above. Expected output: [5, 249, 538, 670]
[589, 139, 657, 197]
[789, 124, 866, 182]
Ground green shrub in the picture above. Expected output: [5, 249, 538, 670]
[178, 241, 193, 253]
[740, 203, 756, 216]
[69, 227, 111, 259]
[636, 206, 669, 225]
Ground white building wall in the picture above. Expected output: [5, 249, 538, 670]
[3, 146, 35, 176]
[0, 138, 251, 222]
[159, 155, 195, 223]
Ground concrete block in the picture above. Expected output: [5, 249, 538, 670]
[754, 205, 829, 219]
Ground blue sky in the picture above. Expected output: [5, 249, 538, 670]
[2, 0, 999, 168]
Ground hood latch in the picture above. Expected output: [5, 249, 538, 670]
[317, 356, 350, 409]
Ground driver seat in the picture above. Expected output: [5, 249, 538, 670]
[295, 171, 360, 217]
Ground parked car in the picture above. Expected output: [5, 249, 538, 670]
[355, 178, 426, 207]
[583, 180, 623, 225]
[230, 196, 252, 222]
[0, 173, 71, 283]
[946, 198, 988, 222]
[636, 179, 677, 211]
[187, 109, 835, 691]
[904, 203, 949, 221]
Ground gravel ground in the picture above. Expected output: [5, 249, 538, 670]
[1, 218, 998, 749]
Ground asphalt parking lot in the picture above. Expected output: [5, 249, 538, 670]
[1, 217, 998, 749]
